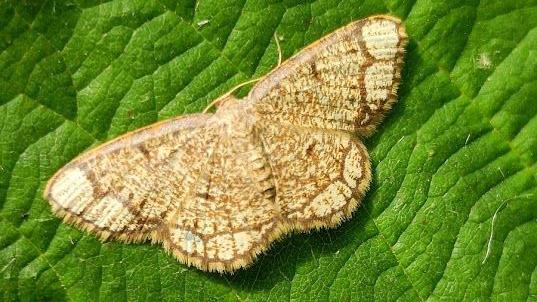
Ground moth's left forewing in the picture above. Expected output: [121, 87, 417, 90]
[44, 114, 212, 242]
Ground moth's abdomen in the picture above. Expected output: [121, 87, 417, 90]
[161, 115, 283, 272]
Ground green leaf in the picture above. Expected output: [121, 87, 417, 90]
[1, 0, 536, 301]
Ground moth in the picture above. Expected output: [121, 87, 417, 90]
[44, 15, 407, 273]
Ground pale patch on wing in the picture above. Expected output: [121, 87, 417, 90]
[203, 234, 232, 261]
[362, 19, 400, 60]
[233, 231, 255, 255]
[49, 167, 93, 211]
[365, 62, 395, 103]
[91, 196, 128, 230]
[170, 228, 205, 255]
[309, 181, 352, 217]
[343, 143, 363, 189]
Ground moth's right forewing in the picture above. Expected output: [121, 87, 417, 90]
[249, 15, 407, 136]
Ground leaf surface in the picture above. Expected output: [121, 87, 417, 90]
[1, 0, 536, 301]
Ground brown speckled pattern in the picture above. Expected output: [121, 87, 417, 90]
[44, 15, 407, 273]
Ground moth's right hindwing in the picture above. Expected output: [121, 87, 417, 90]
[258, 121, 371, 230]
[250, 15, 407, 137]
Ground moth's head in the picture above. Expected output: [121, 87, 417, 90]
[212, 94, 238, 111]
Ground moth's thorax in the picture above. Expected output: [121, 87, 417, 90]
[212, 97, 257, 133]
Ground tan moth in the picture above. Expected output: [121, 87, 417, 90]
[44, 15, 407, 273]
